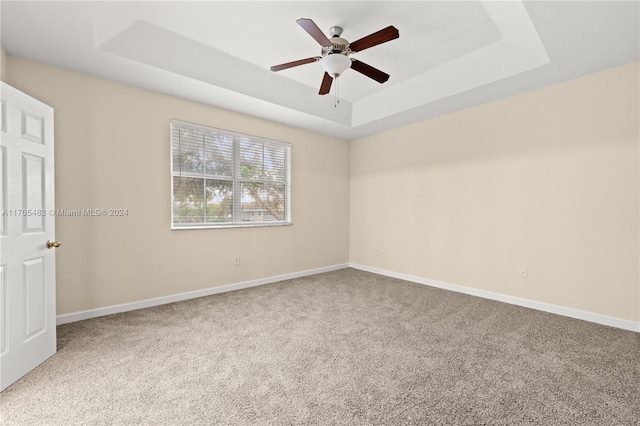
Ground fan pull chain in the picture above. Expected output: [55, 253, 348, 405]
[334, 75, 340, 108]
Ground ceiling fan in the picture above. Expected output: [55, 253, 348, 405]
[270, 18, 399, 97]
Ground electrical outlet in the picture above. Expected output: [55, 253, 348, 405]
[520, 267, 527, 278]
[234, 256, 240, 265]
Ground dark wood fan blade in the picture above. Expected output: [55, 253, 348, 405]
[349, 26, 399, 52]
[297, 18, 332, 48]
[350, 60, 390, 83]
[319, 72, 333, 95]
[270, 57, 318, 72]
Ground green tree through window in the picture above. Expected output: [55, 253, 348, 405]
[171, 120, 291, 228]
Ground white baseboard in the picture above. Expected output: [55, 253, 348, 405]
[56, 263, 349, 325]
[58, 262, 639, 333]
[349, 263, 640, 333]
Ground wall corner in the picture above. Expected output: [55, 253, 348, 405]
[0, 45, 8, 82]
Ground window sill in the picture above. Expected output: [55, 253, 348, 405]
[171, 222, 293, 230]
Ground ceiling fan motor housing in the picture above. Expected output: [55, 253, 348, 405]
[320, 28, 351, 77]
[321, 34, 349, 55]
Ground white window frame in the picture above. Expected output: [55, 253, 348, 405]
[171, 119, 292, 229]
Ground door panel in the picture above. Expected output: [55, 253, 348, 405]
[0, 265, 6, 355]
[0, 146, 5, 236]
[21, 111, 44, 144]
[23, 257, 45, 339]
[22, 153, 45, 233]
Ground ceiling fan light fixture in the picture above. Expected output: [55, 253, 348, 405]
[320, 54, 351, 78]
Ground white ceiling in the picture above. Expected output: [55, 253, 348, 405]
[1, 1, 638, 140]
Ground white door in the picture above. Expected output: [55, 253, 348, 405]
[0, 82, 57, 391]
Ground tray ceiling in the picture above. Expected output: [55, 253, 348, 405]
[1, 1, 638, 140]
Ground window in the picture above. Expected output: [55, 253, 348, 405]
[171, 120, 291, 229]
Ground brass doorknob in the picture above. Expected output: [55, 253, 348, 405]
[46, 241, 61, 249]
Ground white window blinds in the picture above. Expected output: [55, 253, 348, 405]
[171, 120, 291, 228]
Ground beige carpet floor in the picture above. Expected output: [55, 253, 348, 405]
[1, 268, 639, 425]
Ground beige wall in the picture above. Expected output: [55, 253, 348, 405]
[6, 53, 639, 324]
[7, 56, 350, 315]
[0, 46, 7, 81]
[350, 61, 640, 323]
